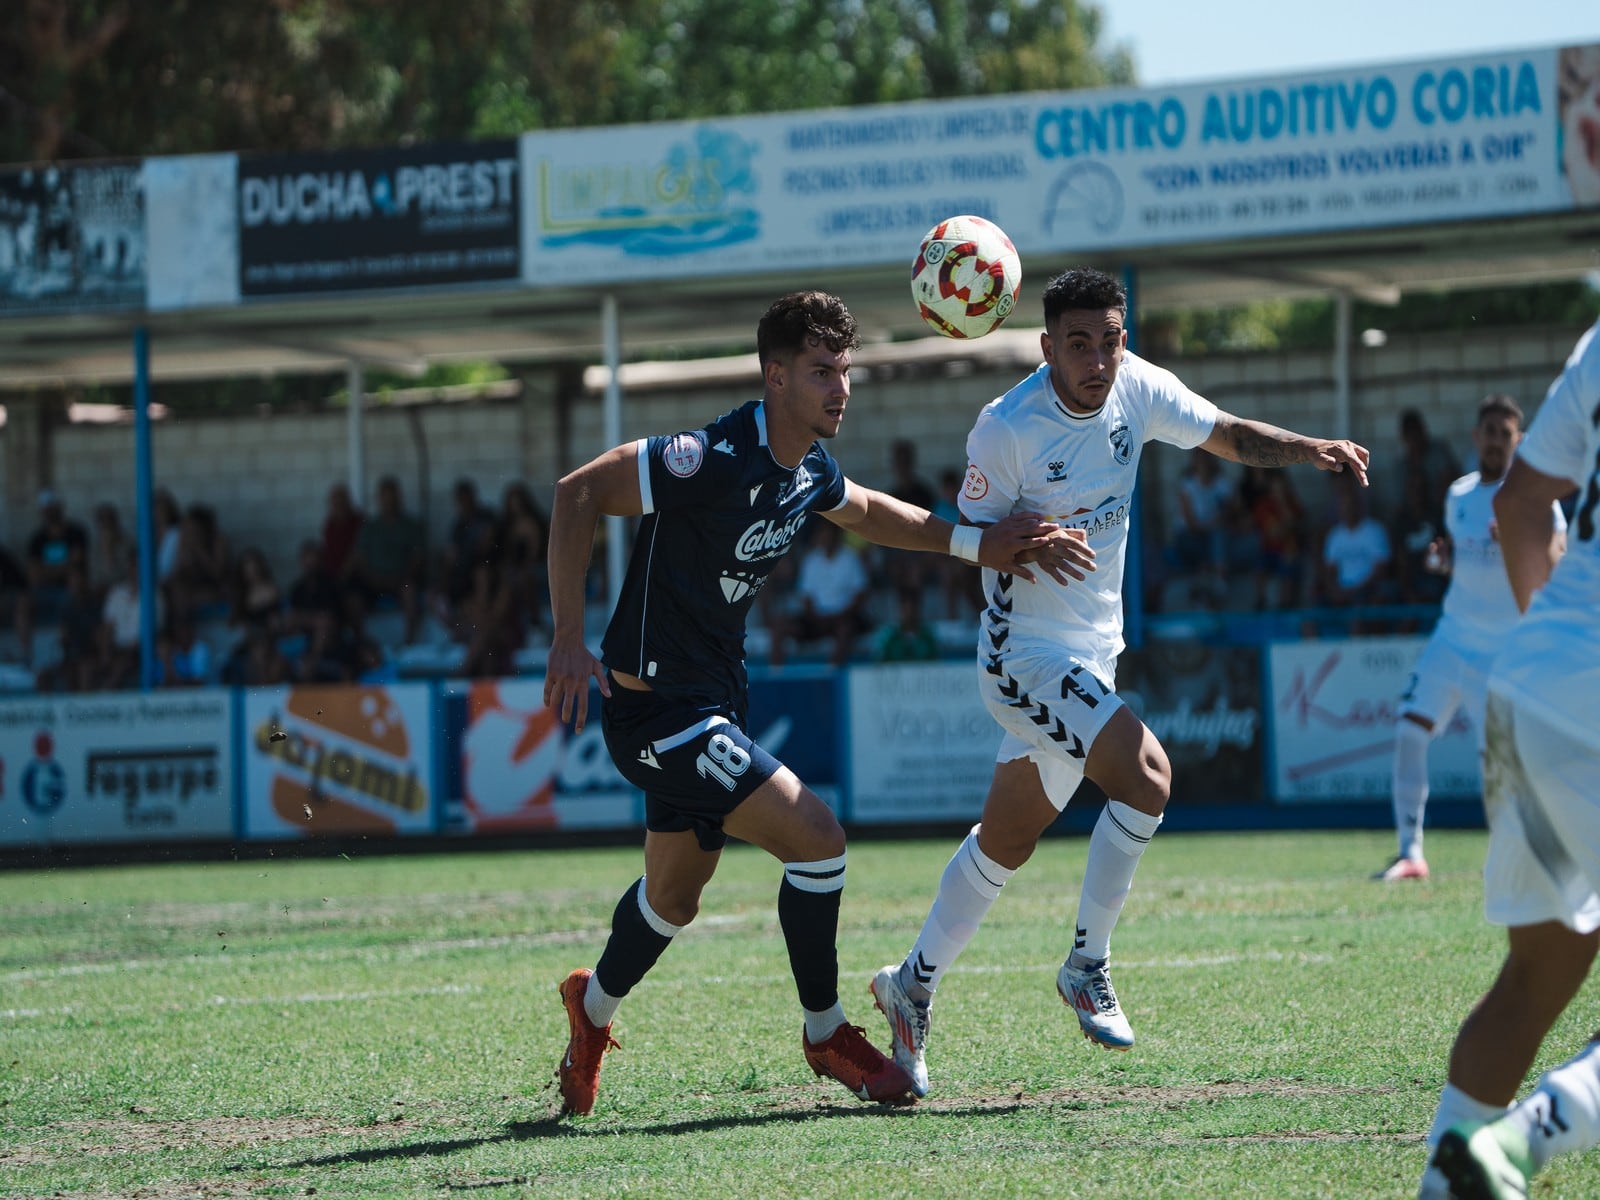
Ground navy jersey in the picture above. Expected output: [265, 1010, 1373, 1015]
[601, 400, 849, 704]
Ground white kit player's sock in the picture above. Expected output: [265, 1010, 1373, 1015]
[899, 826, 1015, 1002]
[1072, 801, 1162, 963]
[1391, 719, 1432, 860]
[1502, 1039, 1600, 1172]
[1425, 1081, 1510, 1152]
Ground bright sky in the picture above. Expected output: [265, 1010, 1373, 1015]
[1101, 0, 1600, 87]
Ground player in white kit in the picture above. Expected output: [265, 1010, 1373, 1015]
[871, 268, 1370, 1097]
[1416, 318, 1600, 1200]
[1376, 395, 1567, 882]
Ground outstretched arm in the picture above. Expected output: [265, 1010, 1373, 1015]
[543, 443, 644, 731]
[826, 482, 1095, 583]
[1202, 412, 1370, 486]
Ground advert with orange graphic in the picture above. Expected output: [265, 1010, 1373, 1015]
[241, 683, 435, 838]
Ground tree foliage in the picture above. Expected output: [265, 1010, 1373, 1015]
[1, 0, 1131, 161]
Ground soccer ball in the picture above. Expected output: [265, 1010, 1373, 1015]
[910, 215, 1022, 339]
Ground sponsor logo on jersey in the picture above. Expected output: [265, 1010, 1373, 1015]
[735, 512, 808, 562]
[1109, 423, 1133, 464]
[719, 571, 765, 603]
[1062, 498, 1131, 537]
[663, 433, 704, 477]
[963, 464, 989, 500]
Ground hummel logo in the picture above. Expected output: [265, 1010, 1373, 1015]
[637, 747, 661, 769]
[912, 952, 935, 986]
[713, 439, 736, 456]
[1046, 460, 1067, 481]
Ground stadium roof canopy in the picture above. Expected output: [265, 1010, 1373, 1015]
[1, 36, 1596, 389]
[0, 208, 1596, 389]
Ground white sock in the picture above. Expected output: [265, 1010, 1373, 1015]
[803, 1002, 848, 1045]
[1392, 719, 1432, 860]
[900, 826, 1015, 1001]
[1425, 1081, 1510, 1151]
[584, 970, 625, 1029]
[1072, 801, 1161, 964]
[1504, 1040, 1600, 1172]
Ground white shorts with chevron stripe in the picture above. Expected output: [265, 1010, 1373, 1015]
[976, 632, 1124, 812]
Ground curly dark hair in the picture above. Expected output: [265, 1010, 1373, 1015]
[1041, 268, 1127, 325]
[756, 291, 860, 366]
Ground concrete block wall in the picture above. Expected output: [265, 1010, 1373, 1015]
[1, 321, 1586, 589]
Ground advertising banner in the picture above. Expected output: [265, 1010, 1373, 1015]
[1118, 643, 1264, 804]
[442, 671, 838, 835]
[240, 683, 435, 838]
[145, 154, 240, 311]
[0, 162, 144, 313]
[846, 663, 998, 824]
[239, 140, 520, 296]
[522, 43, 1597, 286]
[0, 691, 232, 846]
[1267, 636, 1480, 804]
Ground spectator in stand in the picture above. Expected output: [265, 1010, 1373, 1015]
[343, 475, 425, 644]
[0, 542, 30, 666]
[168, 503, 232, 620]
[769, 518, 873, 667]
[1392, 467, 1450, 608]
[1240, 465, 1308, 609]
[283, 539, 341, 678]
[153, 488, 182, 596]
[155, 614, 213, 687]
[228, 547, 283, 641]
[308, 589, 386, 683]
[222, 627, 290, 686]
[88, 503, 130, 602]
[1320, 472, 1393, 631]
[42, 561, 101, 692]
[439, 478, 497, 641]
[879, 438, 940, 599]
[1398, 407, 1462, 529]
[497, 481, 551, 637]
[1168, 452, 1237, 604]
[875, 586, 941, 662]
[100, 548, 152, 691]
[24, 490, 89, 666]
[318, 482, 364, 577]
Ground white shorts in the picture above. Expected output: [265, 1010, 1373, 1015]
[1481, 689, 1600, 935]
[1399, 634, 1492, 745]
[977, 637, 1124, 811]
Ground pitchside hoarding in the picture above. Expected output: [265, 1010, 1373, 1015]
[1267, 636, 1480, 804]
[237, 140, 520, 296]
[522, 43, 1600, 284]
[440, 671, 839, 834]
[0, 691, 231, 846]
[240, 683, 435, 838]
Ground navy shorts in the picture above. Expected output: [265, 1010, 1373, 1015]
[601, 683, 782, 852]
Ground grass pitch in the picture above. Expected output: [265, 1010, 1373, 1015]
[3, 828, 1597, 1199]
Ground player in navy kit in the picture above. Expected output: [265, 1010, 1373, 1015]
[545, 291, 1090, 1116]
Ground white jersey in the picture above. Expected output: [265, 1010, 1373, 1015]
[1490, 318, 1600, 749]
[960, 354, 1218, 663]
[1435, 470, 1566, 659]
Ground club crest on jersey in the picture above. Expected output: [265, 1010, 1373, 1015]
[963, 464, 989, 500]
[663, 433, 704, 477]
[780, 464, 814, 502]
[1108, 423, 1133, 465]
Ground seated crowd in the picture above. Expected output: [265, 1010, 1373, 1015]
[0, 410, 1477, 691]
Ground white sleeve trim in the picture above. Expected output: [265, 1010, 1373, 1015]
[635, 440, 654, 513]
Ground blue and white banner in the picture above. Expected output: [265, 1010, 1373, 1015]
[521, 43, 1599, 285]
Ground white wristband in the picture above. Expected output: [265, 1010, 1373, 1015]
[949, 524, 982, 563]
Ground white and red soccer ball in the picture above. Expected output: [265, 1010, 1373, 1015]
[910, 215, 1022, 339]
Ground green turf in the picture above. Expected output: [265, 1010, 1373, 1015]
[2, 829, 1597, 1198]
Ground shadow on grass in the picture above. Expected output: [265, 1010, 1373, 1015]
[276, 1099, 1019, 1171]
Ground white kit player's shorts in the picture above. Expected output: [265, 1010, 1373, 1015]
[1399, 633, 1494, 744]
[1481, 689, 1600, 935]
[976, 634, 1125, 810]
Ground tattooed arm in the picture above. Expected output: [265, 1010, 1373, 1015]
[1201, 412, 1370, 485]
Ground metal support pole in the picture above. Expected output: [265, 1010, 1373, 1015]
[347, 359, 367, 504]
[1122, 264, 1144, 649]
[133, 327, 157, 690]
[1334, 291, 1352, 441]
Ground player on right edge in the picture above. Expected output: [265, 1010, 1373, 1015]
[1375, 394, 1566, 883]
[1416, 317, 1600, 1199]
